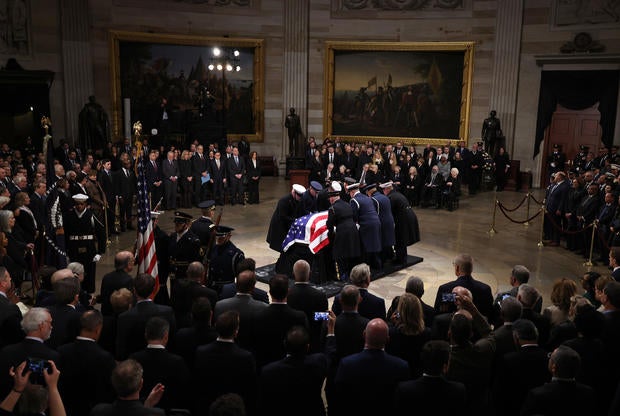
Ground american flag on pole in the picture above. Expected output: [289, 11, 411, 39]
[136, 150, 159, 298]
[282, 211, 330, 254]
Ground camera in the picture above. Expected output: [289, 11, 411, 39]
[313, 312, 329, 321]
[24, 358, 51, 385]
[441, 293, 456, 303]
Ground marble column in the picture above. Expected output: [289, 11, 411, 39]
[488, 0, 524, 156]
[60, 0, 95, 146]
[282, 0, 309, 159]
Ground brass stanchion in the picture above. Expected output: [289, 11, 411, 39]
[103, 203, 110, 247]
[538, 206, 545, 247]
[489, 198, 498, 234]
[584, 221, 597, 267]
[524, 193, 531, 226]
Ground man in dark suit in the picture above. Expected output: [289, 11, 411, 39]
[332, 285, 369, 360]
[113, 158, 137, 231]
[46, 277, 82, 349]
[90, 359, 165, 416]
[576, 183, 601, 254]
[494, 319, 550, 416]
[395, 340, 466, 415]
[521, 346, 595, 416]
[58, 310, 116, 416]
[434, 253, 493, 320]
[214, 269, 267, 350]
[322, 145, 340, 169]
[492, 265, 542, 326]
[332, 263, 386, 320]
[287, 260, 328, 353]
[115, 273, 177, 360]
[208, 150, 227, 206]
[517, 284, 551, 346]
[193, 310, 257, 415]
[98, 158, 116, 235]
[468, 142, 485, 195]
[227, 146, 246, 206]
[170, 297, 217, 368]
[609, 247, 620, 281]
[161, 151, 179, 210]
[0, 268, 23, 349]
[253, 274, 309, 367]
[130, 317, 189, 412]
[544, 171, 569, 245]
[99, 251, 134, 316]
[259, 326, 331, 416]
[28, 180, 47, 232]
[191, 144, 209, 205]
[145, 150, 163, 208]
[492, 295, 521, 360]
[171, 261, 218, 329]
[219, 258, 269, 303]
[0, 307, 59, 398]
[333, 319, 409, 416]
[341, 144, 358, 178]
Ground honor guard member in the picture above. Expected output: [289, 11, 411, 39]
[326, 182, 361, 281]
[208, 225, 245, 293]
[347, 181, 382, 270]
[573, 145, 589, 173]
[266, 184, 305, 252]
[63, 193, 106, 294]
[169, 211, 201, 284]
[301, 181, 323, 215]
[380, 181, 421, 265]
[190, 200, 217, 258]
[362, 183, 396, 264]
[547, 144, 566, 179]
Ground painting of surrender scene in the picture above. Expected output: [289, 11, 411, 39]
[329, 46, 471, 141]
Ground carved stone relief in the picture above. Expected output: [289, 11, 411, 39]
[332, 0, 470, 18]
[0, 0, 30, 56]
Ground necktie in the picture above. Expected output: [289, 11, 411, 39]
[235, 156, 238, 165]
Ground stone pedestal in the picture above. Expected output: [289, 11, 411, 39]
[289, 169, 310, 188]
[505, 160, 520, 191]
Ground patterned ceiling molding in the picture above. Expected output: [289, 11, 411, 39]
[113, 0, 257, 14]
[331, 0, 471, 19]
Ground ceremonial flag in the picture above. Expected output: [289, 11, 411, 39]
[136, 150, 159, 298]
[282, 211, 330, 254]
[367, 76, 377, 88]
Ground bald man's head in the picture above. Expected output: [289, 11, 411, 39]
[364, 318, 389, 350]
[236, 270, 256, 293]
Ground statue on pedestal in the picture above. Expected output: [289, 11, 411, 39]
[481, 110, 502, 156]
[78, 95, 110, 152]
[285, 107, 302, 157]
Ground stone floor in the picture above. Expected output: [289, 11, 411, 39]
[94, 176, 609, 311]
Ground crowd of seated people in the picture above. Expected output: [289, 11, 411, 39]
[304, 137, 502, 211]
[1, 252, 619, 416]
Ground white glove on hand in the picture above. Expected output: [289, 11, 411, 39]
[93, 254, 102, 262]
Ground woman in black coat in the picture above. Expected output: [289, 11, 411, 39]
[494, 146, 510, 192]
[247, 151, 261, 204]
[309, 149, 324, 184]
[178, 150, 193, 208]
[403, 166, 423, 207]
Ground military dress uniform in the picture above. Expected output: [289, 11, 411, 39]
[169, 228, 202, 281]
[189, 200, 217, 260]
[326, 183, 361, 280]
[63, 194, 106, 293]
[382, 182, 421, 264]
[208, 226, 245, 293]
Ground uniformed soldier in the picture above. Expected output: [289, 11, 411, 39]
[189, 200, 217, 259]
[547, 144, 566, 180]
[63, 193, 106, 294]
[362, 182, 396, 264]
[208, 225, 245, 293]
[266, 184, 305, 252]
[326, 182, 360, 281]
[380, 181, 421, 265]
[169, 211, 201, 285]
[347, 181, 382, 270]
[301, 181, 323, 215]
[573, 145, 589, 173]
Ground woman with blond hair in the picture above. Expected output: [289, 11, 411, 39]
[178, 149, 193, 208]
[544, 278, 579, 326]
[386, 293, 431, 377]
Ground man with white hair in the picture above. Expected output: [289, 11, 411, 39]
[0, 307, 59, 397]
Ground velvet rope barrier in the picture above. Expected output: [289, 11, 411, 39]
[497, 194, 530, 212]
[543, 210, 594, 235]
[497, 202, 543, 224]
[529, 194, 545, 206]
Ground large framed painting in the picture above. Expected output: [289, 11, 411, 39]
[324, 41, 474, 145]
[109, 31, 264, 142]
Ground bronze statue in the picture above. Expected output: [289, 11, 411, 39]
[284, 107, 302, 157]
[481, 110, 502, 156]
[78, 95, 110, 152]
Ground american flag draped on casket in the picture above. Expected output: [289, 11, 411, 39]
[282, 211, 330, 254]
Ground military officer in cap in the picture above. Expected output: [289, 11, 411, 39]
[208, 225, 245, 293]
[547, 144, 566, 180]
[63, 193, 106, 294]
[190, 200, 217, 258]
[362, 183, 395, 264]
[347, 181, 382, 270]
[301, 181, 323, 215]
[266, 184, 306, 252]
[573, 145, 589, 173]
[381, 181, 421, 265]
[326, 182, 361, 280]
[169, 211, 201, 302]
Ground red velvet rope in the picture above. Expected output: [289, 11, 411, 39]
[543, 211, 594, 235]
[496, 194, 529, 212]
[497, 202, 543, 224]
[529, 194, 545, 206]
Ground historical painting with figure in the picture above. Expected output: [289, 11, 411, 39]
[325, 42, 473, 144]
[110, 32, 264, 142]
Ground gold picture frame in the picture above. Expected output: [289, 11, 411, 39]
[324, 41, 474, 146]
[109, 30, 264, 142]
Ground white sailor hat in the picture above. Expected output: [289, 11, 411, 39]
[150, 210, 163, 219]
[379, 181, 394, 189]
[292, 184, 306, 195]
[346, 182, 360, 191]
[72, 193, 89, 203]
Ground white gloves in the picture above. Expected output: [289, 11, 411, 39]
[93, 254, 102, 262]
